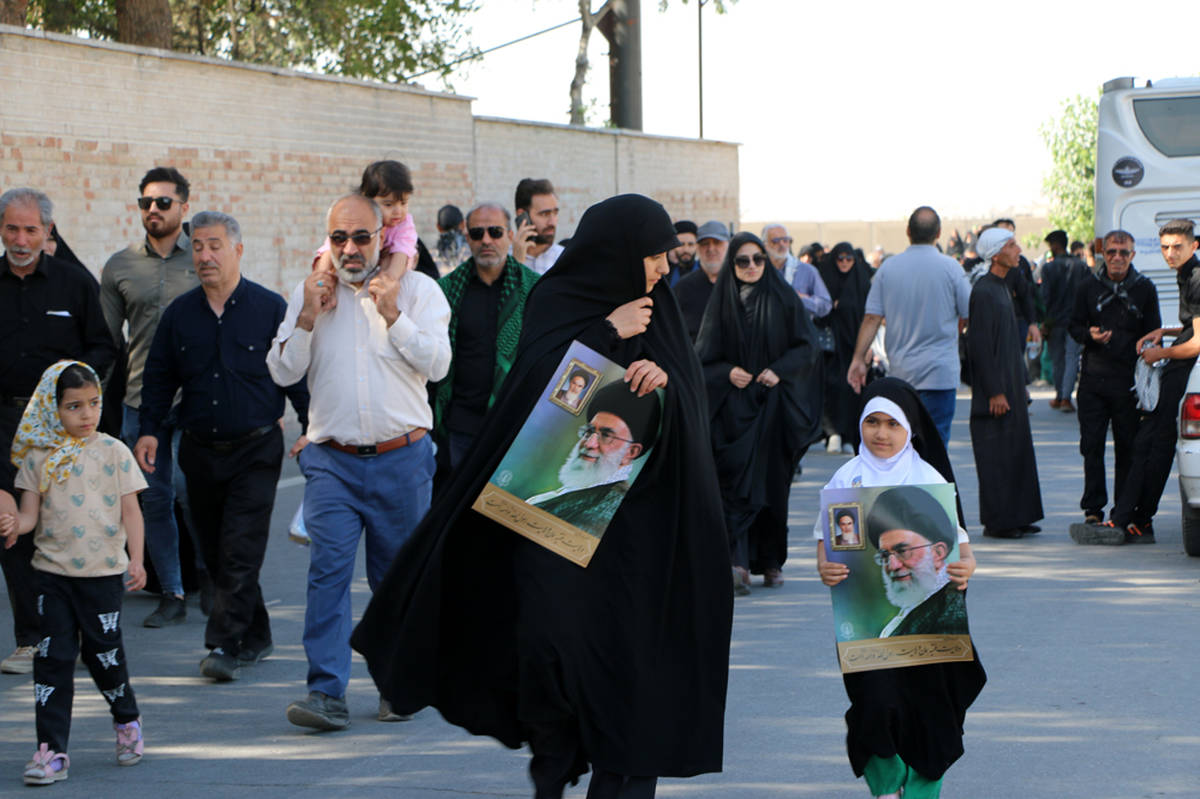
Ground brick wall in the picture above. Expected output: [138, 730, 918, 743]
[0, 26, 740, 293]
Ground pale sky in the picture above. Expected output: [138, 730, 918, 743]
[423, 0, 1198, 222]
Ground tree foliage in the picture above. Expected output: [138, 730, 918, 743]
[21, 0, 477, 84]
[1040, 92, 1098, 243]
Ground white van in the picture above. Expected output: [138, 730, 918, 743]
[1095, 76, 1200, 325]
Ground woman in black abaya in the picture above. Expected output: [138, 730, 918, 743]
[352, 194, 732, 799]
[696, 232, 816, 592]
[817, 242, 874, 452]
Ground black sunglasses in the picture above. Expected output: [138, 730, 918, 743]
[137, 196, 176, 211]
[467, 226, 507, 241]
[328, 227, 380, 246]
[734, 253, 768, 268]
[1105, 248, 1132, 258]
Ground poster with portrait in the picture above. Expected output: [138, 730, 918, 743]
[472, 340, 662, 567]
[820, 483, 976, 674]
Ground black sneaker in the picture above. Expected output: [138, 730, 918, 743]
[287, 691, 350, 731]
[199, 648, 240, 682]
[982, 527, 1024, 539]
[1069, 521, 1126, 546]
[237, 643, 274, 666]
[1124, 522, 1156, 544]
[143, 595, 186, 628]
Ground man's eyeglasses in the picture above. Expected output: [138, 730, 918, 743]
[734, 253, 768, 268]
[769, 236, 793, 245]
[468, 226, 507, 241]
[328, 227, 381, 246]
[873, 542, 936, 566]
[1105, 248, 1132, 258]
[578, 425, 635, 446]
[137, 196, 176, 211]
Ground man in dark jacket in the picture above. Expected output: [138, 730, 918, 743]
[1041, 229, 1091, 411]
[1067, 229, 1160, 526]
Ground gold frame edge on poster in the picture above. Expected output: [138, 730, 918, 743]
[837, 634, 975, 673]
[472, 484, 600, 567]
[548, 358, 604, 416]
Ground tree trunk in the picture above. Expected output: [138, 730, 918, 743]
[569, 1, 608, 126]
[116, 0, 172, 50]
[0, 0, 28, 26]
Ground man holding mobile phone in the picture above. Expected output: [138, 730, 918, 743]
[1067, 229, 1160, 533]
[511, 177, 563, 275]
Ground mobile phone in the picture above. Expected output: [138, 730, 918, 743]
[515, 212, 531, 229]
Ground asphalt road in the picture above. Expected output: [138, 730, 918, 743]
[1, 390, 1198, 797]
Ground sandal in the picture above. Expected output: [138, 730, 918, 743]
[24, 743, 69, 785]
[115, 717, 144, 766]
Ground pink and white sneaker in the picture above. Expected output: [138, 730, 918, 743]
[114, 718, 144, 766]
[23, 743, 69, 785]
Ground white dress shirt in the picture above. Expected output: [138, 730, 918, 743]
[524, 242, 565, 276]
[267, 271, 451, 447]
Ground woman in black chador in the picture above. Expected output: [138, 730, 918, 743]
[817, 242, 873, 451]
[352, 194, 732, 799]
[696, 231, 817, 592]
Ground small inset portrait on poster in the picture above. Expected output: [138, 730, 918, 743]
[549, 360, 602, 415]
[830, 503, 864, 550]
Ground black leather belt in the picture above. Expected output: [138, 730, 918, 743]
[184, 424, 275, 453]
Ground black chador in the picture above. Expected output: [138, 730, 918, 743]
[351, 195, 732, 796]
[966, 271, 1044, 534]
[696, 232, 817, 579]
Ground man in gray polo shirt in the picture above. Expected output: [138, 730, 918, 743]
[847, 206, 971, 445]
[100, 166, 201, 628]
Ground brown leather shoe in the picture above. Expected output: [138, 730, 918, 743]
[1049, 398, 1062, 409]
[763, 568, 784, 588]
[1060, 400, 1076, 413]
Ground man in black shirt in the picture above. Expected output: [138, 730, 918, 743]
[136, 211, 308, 681]
[1042, 229, 1091, 411]
[675, 220, 729, 340]
[431, 203, 539, 479]
[1066, 229, 1160, 528]
[0, 187, 116, 674]
[1085, 220, 1200, 544]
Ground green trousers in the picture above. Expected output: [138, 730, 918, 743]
[862, 754, 942, 798]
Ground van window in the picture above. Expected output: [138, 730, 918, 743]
[1133, 97, 1200, 157]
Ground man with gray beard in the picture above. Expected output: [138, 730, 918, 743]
[268, 193, 450, 730]
[675, 220, 730, 340]
[866, 486, 968, 638]
[526, 381, 660, 536]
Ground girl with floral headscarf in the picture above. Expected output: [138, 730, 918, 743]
[0, 360, 148, 784]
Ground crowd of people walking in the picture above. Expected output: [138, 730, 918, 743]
[0, 159, 1197, 797]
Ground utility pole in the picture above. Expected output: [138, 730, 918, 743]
[598, 0, 643, 130]
[698, 0, 704, 138]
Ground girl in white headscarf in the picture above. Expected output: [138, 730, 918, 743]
[812, 377, 981, 799]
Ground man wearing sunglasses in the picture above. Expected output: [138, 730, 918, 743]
[1081, 220, 1200, 545]
[762, 223, 832, 317]
[430, 203, 539, 478]
[100, 166, 203, 630]
[267, 193, 450, 731]
[1065, 229, 1160, 533]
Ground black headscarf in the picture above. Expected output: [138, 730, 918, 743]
[352, 194, 732, 780]
[842, 380, 984, 782]
[694, 232, 817, 568]
[817, 243, 874, 444]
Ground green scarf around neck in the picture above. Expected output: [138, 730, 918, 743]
[433, 255, 540, 438]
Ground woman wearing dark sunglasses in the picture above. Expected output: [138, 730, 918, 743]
[696, 232, 818, 594]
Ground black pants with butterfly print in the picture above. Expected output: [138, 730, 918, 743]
[33, 571, 139, 753]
